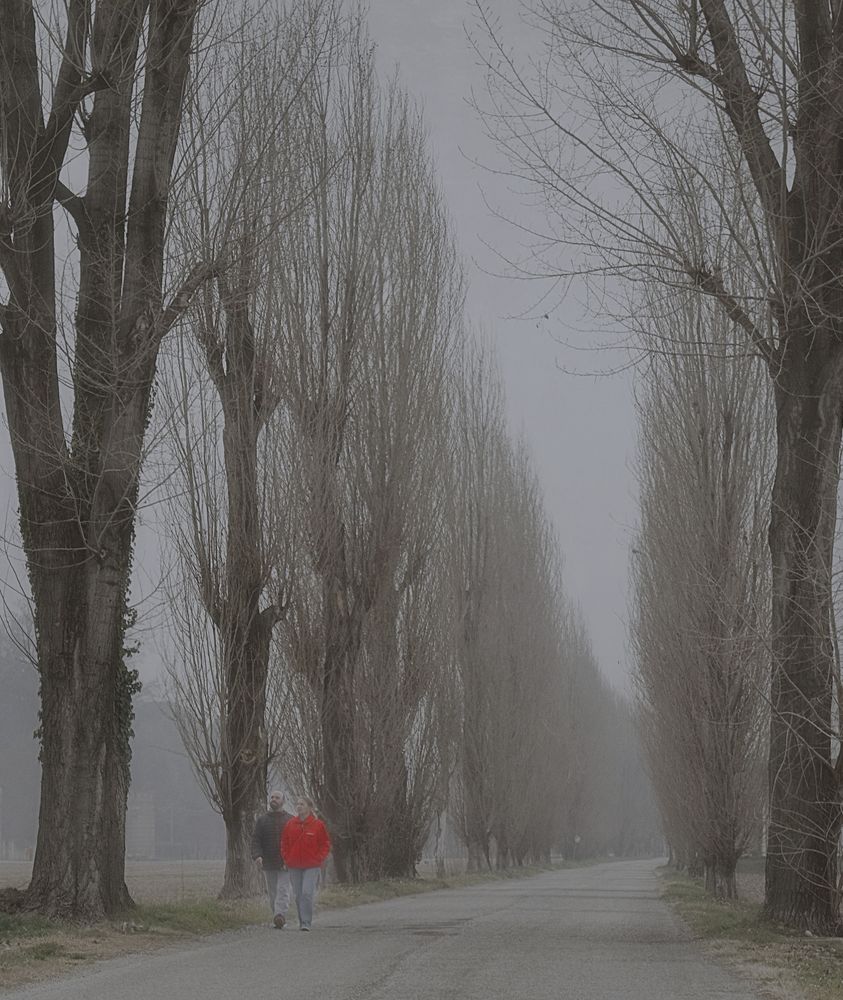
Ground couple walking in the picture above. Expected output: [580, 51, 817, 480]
[251, 792, 331, 931]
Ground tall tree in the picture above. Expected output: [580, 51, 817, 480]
[450, 343, 507, 870]
[473, 0, 843, 930]
[0, 0, 204, 917]
[276, 64, 464, 879]
[160, 3, 336, 899]
[632, 288, 771, 898]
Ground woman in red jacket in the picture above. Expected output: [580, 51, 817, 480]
[281, 796, 331, 930]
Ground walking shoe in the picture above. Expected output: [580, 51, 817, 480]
[300, 925, 311, 931]
[273, 914, 286, 929]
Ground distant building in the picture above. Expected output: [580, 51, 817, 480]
[0, 645, 224, 861]
[126, 698, 225, 860]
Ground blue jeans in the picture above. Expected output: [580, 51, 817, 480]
[263, 867, 291, 918]
[288, 867, 321, 928]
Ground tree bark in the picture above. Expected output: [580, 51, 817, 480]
[218, 611, 270, 900]
[220, 807, 258, 899]
[213, 286, 279, 900]
[0, 0, 200, 918]
[25, 564, 136, 917]
[320, 650, 361, 883]
[764, 353, 843, 933]
[704, 857, 738, 900]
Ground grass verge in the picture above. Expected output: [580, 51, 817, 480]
[0, 862, 561, 992]
[0, 898, 268, 991]
[661, 870, 843, 1000]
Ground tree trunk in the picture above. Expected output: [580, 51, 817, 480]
[765, 358, 843, 933]
[378, 769, 419, 880]
[214, 301, 278, 900]
[217, 614, 270, 900]
[704, 857, 738, 900]
[0, 0, 199, 919]
[0, 305, 144, 919]
[320, 658, 360, 883]
[27, 573, 135, 918]
[466, 844, 486, 873]
[218, 629, 267, 900]
[220, 807, 259, 899]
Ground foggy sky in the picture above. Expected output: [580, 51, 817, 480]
[365, 1, 638, 688]
[0, 2, 639, 693]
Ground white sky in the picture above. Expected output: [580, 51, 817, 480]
[365, 0, 639, 688]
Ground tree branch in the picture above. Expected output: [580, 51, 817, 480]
[687, 260, 777, 369]
[54, 180, 91, 241]
[697, 0, 784, 225]
[160, 262, 216, 336]
[39, 72, 106, 183]
[0, 0, 43, 188]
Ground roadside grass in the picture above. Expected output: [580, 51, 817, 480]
[661, 870, 843, 1000]
[0, 912, 54, 942]
[129, 899, 267, 935]
[0, 861, 563, 990]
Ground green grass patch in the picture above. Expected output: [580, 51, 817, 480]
[0, 940, 67, 969]
[661, 869, 843, 1000]
[0, 911, 55, 943]
[18, 942, 66, 962]
[127, 899, 266, 935]
[661, 873, 780, 942]
[661, 871, 781, 942]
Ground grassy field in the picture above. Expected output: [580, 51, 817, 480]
[0, 860, 559, 991]
[662, 870, 843, 1000]
[0, 861, 240, 905]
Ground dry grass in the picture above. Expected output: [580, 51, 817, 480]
[662, 870, 843, 1000]
[0, 861, 233, 905]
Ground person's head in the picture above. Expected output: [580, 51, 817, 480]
[268, 790, 285, 812]
[295, 796, 314, 820]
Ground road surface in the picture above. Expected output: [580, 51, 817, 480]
[4, 860, 763, 1000]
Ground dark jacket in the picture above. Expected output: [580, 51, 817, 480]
[251, 809, 293, 870]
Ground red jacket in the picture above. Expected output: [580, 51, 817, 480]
[281, 813, 331, 869]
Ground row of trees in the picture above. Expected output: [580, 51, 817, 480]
[161, 5, 659, 891]
[451, 352, 657, 869]
[0, 0, 657, 916]
[471, 0, 843, 930]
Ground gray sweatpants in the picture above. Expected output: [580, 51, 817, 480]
[288, 867, 320, 929]
[263, 867, 292, 918]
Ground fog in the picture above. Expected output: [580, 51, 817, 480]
[0, 1, 639, 863]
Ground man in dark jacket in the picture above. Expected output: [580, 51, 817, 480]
[251, 790, 293, 928]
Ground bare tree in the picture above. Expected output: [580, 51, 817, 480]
[216, 17, 465, 881]
[472, 0, 843, 929]
[449, 342, 507, 869]
[157, 4, 343, 897]
[449, 347, 631, 871]
[0, 0, 209, 916]
[483, 443, 566, 868]
[632, 287, 771, 898]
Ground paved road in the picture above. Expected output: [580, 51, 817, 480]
[5, 860, 762, 1000]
